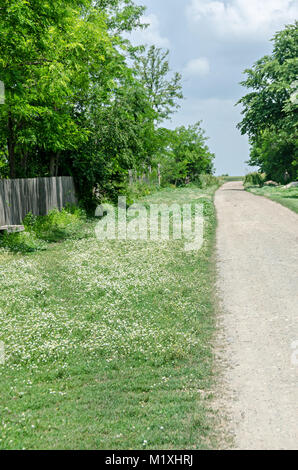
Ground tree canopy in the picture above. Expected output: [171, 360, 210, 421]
[0, 0, 215, 206]
[134, 45, 183, 121]
[237, 22, 298, 182]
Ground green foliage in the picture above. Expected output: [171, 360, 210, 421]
[134, 45, 183, 121]
[244, 172, 266, 187]
[198, 174, 221, 188]
[0, 231, 47, 254]
[0, 206, 89, 254]
[221, 175, 244, 182]
[70, 82, 159, 208]
[0, 0, 113, 178]
[238, 22, 298, 181]
[0, 186, 219, 450]
[121, 181, 160, 205]
[24, 208, 87, 242]
[0, 152, 9, 178]
[246, 185, 298, 214]
[0, 0, 215, 207]
[158, 122, 215, 186]
[249, 129, 297, 183]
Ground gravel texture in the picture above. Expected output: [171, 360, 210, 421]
[215, 181, 298, 450]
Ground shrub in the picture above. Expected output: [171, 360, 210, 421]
[244, 172, 266, 187]
[23, 207, 87, 242]
[0, 231, 47, 253]
[1, 207, 89, 254]
[197, 174, 221, 188]
[120, 181, 159, 206]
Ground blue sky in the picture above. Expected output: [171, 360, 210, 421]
[128, 0, 298, 175]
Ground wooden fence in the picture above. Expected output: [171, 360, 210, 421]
[128, 164, 161, 186]
[0, 177, 77, 227]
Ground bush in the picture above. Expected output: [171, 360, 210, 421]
[197, 174, 221, 188]
[120, 181, 159, 206]
[1, 207, 90, 254]
[0, 231, 47, 253]
[23, 207, 87, 242]
[244, 172, 266, 187]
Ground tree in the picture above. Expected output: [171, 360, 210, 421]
[248, 129, 297, 183]
[0, 0, 113, 178]
[95, 0, 145, 33]
[159, 122, 215, 185]
[69, 79, 158, 205]
[0, 0, 151, 187]
[134, 46, 183, 121]
[0, 0, 214, 208]
[237, 22, 298, 181]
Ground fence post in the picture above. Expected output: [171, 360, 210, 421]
[157, 164, 161, 186]
[128, 170, 133, 186]
[140, 163, 144, 182]
[148, 166, 151, 183]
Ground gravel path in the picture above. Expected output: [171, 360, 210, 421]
[215, 181, 298, 450]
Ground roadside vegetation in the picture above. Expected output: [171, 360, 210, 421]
[245, 185, 298, 215]
[243, 171, 298, 214]
[0, 1, 215, 210]
[238, 22, 297, 183]
[2, 0, 295, 452]
[0, 184, 220, 450]
[0, 2, 220, 445]
[239, 22, 297, 214]
[221, 176, 244, 182]
[244, 172, 266, 187]
[0, 207, 91, 253]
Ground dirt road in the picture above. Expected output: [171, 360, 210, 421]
[215, 181, 298, 450]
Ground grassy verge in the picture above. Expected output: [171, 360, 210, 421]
[221, 176, 243, 182]
[246, 185, 298, 214]
[0, 207, 92, 254]
[0, 186, 219, 450]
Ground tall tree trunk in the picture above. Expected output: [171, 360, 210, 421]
[7, 111, 16, 179]
[50, 155, 56, 176]
[21, 151, 28, 178]
[50, 152, 60, 177]
[55, 152, 60, 177]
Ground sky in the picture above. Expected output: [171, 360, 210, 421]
[127, 0, 298, 175]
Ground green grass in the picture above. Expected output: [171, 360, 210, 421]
[0, 186, 219, 450]
[0, 231, 48, 253]
[23, 207, 90, 243]
[246, 185, 298, 214]
[221, 176, 244, 182]
[0, 207, 92, 254]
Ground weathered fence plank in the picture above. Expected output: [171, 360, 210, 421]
[157, 164, 161, 187]
[0, 177, 77, 226]
[128, 166, 160, 186]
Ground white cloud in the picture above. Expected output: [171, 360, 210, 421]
[184, 57, 210, 77]
[186, 0, 298, 39]
[128, 14, 170, 48]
